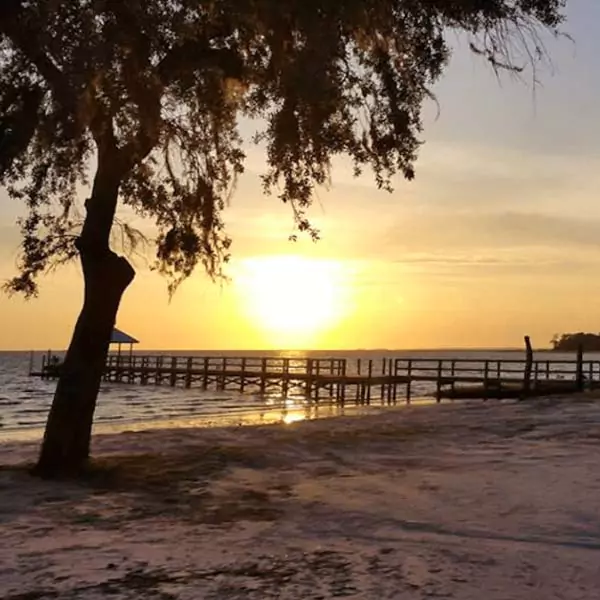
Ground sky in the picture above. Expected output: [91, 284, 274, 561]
[1, 1, 600, 351]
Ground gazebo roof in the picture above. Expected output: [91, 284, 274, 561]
[110, 328, 139, 345]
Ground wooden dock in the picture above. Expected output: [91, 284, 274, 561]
[29, 354, 600, 405]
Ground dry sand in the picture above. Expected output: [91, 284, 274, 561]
[1, 397, 600, 599]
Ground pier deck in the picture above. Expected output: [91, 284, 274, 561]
[29, 353, 598, 404]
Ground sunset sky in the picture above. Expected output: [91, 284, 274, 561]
[1, 1, 600, 351]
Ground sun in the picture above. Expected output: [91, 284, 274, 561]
[234, 255, 349, 347]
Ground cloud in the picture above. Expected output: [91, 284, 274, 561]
[385, 211, 600, 253]
[229, 141, 600, 231]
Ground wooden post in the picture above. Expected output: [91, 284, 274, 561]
[240, 357, 247, 392]
[260, 357, 267, 394]
[339, 360, 346, 405]
[219, 357, 227, 390]
[406, 360, 412, 405]
[306, 358, 313, 398]
[380, 358, 387, 404]
[282, 358, 289, 397]
[522, 335, 533, 400]
[335, 359, 341, 399]
[202, 357, 209, 389]
[435, 360, 443, 402]
[367, 359, 373, 404]
[483, 360, 489, 401]
[313, 359, 320, 402]
[169, 356, 177, 386]
[126, 354, 134, 383]
[450, 360, 456, 397]
[357, 358, 362, 375]
[155, 355, 161, 384]
[576, 344, 584, 392]
[140, 356, 146, 384]
[392, 359, 398, 403]
[185, 357, 193, 388]
[546, 360, 550, 380]
[114, 352, 119, 381]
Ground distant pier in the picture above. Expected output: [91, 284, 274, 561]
[29, 354, 600, 404]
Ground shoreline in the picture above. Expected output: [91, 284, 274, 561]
[2, 396, 600, 599]
[0, 397, 437, 446]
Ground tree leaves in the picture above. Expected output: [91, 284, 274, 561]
[551, 333, 600, 352]
[0, 0, 566, 296]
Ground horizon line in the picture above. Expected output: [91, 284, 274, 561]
[0, 346, 557, 353]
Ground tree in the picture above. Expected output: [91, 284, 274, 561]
[0, 0, 566, 476]
[551, 333, 600, 352]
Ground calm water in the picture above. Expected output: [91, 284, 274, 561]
[0, 349, 592, 442]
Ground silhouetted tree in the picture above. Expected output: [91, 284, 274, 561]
[551, 333, 600, 352]
[0, 0, 566, 476]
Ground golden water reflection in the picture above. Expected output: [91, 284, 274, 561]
[99, 404, 388, 434]
[282, 412, 308, 425]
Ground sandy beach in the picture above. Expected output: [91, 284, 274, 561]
[2, 397, 600, 599]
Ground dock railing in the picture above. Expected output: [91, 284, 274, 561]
[30, 353, 599, 404]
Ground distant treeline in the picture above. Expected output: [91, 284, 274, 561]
[551, 333, 600, 352]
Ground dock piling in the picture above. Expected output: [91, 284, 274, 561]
[29, 350, 595, 405]
[435, 360, 443, 403]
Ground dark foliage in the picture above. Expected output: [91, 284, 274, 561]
[551, 333, 600, 352]
[0, 0, 565, 295]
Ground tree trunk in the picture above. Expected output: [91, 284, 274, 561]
[34, 249, 134, 477]
[33, 148, 135, 478]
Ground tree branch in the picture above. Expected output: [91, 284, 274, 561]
[0, 0, 22, 23]
[0, 1, 69, 100]
[117, 91, 162, 172]
[119, 37, 246, 172]
[157, 39, 245, 87]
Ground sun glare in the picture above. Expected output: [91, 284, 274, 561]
[234, 255, 350, 348]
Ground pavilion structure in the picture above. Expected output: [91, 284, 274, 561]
[110, 327, 139, 364]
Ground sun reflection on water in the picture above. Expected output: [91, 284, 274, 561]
[282, 412, 307, 424]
